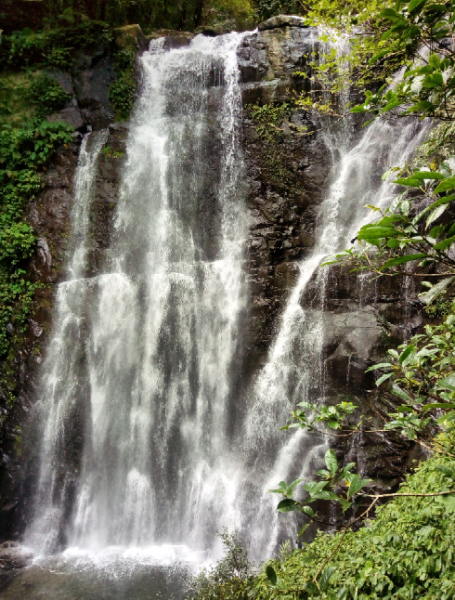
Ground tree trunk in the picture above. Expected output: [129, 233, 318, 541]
[193, 0, 204, 28]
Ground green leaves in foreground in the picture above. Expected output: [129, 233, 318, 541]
[254, 444, 455, 600]
[269, 448, 372, 521]
[350, 0, 455, 124]
[323, 161, 455, 303]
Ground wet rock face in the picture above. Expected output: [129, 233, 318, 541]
[258, 15, 307, 31]
[238, 27, 332, 365]
[46, 46, 117, 132]
[237, 25, 425, 493]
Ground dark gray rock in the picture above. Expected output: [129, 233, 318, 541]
[73, 57, 116, 130]
[0, 543, 33, 591]
[46, 70, 75, 95]
[48, 106, 86, 131]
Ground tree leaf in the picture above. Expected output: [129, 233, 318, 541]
[408, 0, 428, 13]
[320, 566, 336, 591]
[287, 478, 303, 494]
[325, 449, 338, 475]
[382, 253, 427, 268]
[380, 8, 401, 19]
[418, 276, 455, 304]
[366, 362, 392, 372]
[277, 498, 299, 513]
[376, 372, 393, 386]
[305, 481, 328, 496]
[297, 523, 310, 539]
[399, 343, 415, 365]
[394, 176, 421, 186]
[347, 475, 372, 498]
[422, 402, 455, 411]
[266, 565, 277, 585]
[411, 171, 444, 180]
[438, 375, 455, 391]
[426, 204, 448, 229]
[369, 49, 390, 65]
[302, 505, 314, 517]
[434, 235, 455, 250]
[391, 385, 412, 401]
[357, 225, 401, 241]
[435, 177, 455, 193]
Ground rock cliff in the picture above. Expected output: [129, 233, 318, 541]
[0, 21, 425, 542]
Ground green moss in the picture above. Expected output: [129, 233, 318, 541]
[103, 145, 125, 158]
[109, 41, 137, 121]
[0, 120, 73, 406]
[246, 102, 292, 143]
[426, 297, 453, 320]
[0, 72, 36, 127]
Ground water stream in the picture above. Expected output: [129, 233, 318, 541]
[8, 28, 431, 600]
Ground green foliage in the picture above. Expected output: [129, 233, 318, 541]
[351, 1, 455, 123]
[365, 312, 455, 438]
[206, 0, 255, 29]
[255, 0, 305, 21]
[0, 72, 37, 126]
[27, 73, 71, 116]
[425, 297, 452, 319]
[323, 161, 455, 287]
[189, 443, 455, 599]
[0, 118, 73, 394]
[109, 38, 136, 121]
[246, 102, 298, 184]
[246, 103, 292, 142]
[257, 443, 455, 599]
[114, 48, 135, 71]
[102, 145, 125, 158]
[0, 22, 112, 72]
[109, 72, 135, 121]
[188, 530, 255, 600]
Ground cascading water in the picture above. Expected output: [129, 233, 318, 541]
[243, 106, 430, 561]
[23, 27, 432, 592]
[28, 32, 249, 558]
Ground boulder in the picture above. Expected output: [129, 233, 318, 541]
[195, 25, 225, 36]
[258, 15, 307, 31]
[114, 24, 148, 50]
[48, 106, 86, 131]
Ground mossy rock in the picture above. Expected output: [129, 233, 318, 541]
[114, 24, 147, 50]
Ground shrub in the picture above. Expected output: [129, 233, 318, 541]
[28, 73, 71, 116]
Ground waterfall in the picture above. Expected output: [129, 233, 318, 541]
[28, 32, 249, 557]
[244, 111, 430, 560]
[27, 28, 431, 570]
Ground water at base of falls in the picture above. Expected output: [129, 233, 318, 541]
[0, 548, 196, 600]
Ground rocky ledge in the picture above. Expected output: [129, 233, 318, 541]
[0, 542, 33, 591]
